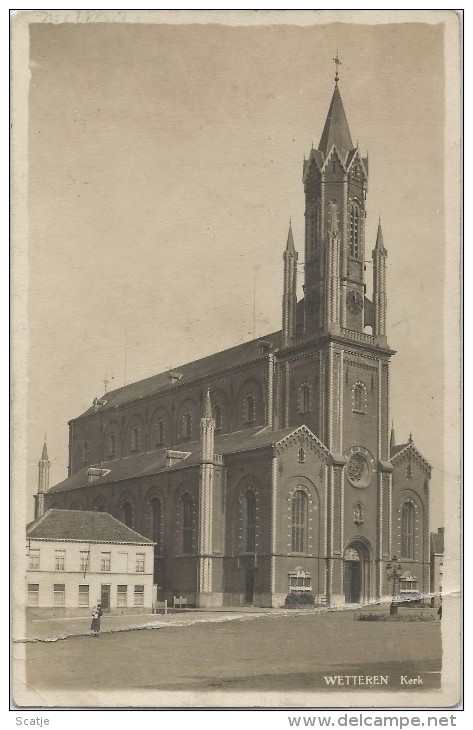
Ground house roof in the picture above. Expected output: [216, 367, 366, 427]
[48, 425, 326, 495]
[26, 509, 153, 544]
[74, 331, 283, 420]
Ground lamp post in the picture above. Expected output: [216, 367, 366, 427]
[386, 555, 403, 616]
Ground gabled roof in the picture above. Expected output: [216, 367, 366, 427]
[48, 425, 330, 495]
[74, 331, 283, 420]
[318, 83, 354, 159]
[26, 509, 153, 544]
[390, 440, 432, 475]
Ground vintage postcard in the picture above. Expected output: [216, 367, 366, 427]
[11, 9, 461, 710]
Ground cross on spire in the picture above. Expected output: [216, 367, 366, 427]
[333, 51, 342, 84]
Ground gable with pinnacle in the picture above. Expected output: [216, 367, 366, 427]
[390, 441, 432, 478]
[274, 425, 329, 463]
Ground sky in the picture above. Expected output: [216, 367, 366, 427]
[21, 16, 454, 528]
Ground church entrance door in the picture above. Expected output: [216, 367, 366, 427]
[343, 540, 371, 605]
[344, 558, 361, 603]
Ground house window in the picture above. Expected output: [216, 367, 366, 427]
[288, 567, 312, 592]
[29, 549, 40, 570]
[131, 426, 139, 452]
[155, 419, 164, 446]
[55, 550, 65, 571]
[78, 584, 89, 607]
[181, 494, 194, 554]
[150, 498, 162, 554]
[350, 204, 360, 258]
[292, 490, 308, 553]
[352, 382, 366, 413]
[400, 571, 418, 593]
[53, 583, 65, 606]
[212, 403, 222, 430]
[100, 552, 111, 572]
[108, 432, 116, 458]
[298, 447, 305, 464]
[27, 583, 39, 606]
[120, 501, 133, 528]
[79, 550, 89, 574]
[401, 502, 415, 559]
[243, 490, 256, 553]
[134, 585, 144, 606]
[117, 585, 127, 607]
[182, 412, 192, 439]
[299, 383, 311, 413]
[244, 394, 255, 423]
[135, 553, 145, 573]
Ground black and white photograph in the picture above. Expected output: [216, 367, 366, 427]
[11, 9, 461, 710]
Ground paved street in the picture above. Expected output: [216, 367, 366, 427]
[17, 608, 442, 704]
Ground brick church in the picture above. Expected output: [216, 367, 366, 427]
[35, 66, 432, 609]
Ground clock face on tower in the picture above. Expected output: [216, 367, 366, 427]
[347, 289, 363, 314]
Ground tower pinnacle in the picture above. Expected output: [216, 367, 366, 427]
[286, 221, 295, 252]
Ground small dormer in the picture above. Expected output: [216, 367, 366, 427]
[165, 449, 191, 467]
[169, 371, 183, 384]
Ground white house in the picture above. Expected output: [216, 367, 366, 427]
[26, 509, 155, 616]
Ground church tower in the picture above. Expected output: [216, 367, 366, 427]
[278, 59, 397, 606]
[34, 440, 50, 519]
[302, 63, 368, 335]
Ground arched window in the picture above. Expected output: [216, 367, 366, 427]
[299, 383, 311, 413]
[181, 494, 194, 554]
[401, 502, 415, 559]
[243, 490, 256, 552]
[150, 498, 162, 554]
[131, 426, 139, 452]
[94, 501, 107, 513]
[298, 447, 305, 464]
[120, 501, 133, 528]
[213, 403, 222, 430]
[353, 382, 365, 413]
[244, 394, 255, 423]
[182, 412, 192, 439]
[154, 419, 164, 446]
[350, 204, 360, 258]
[406, 462, 413, 479]
[292, 490, 308, 553]
[108, 432, 116, 459]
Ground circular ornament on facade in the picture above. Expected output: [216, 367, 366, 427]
[347, 290, 363, 314]
[345, 446, 375, 488]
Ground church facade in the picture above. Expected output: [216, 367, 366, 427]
[37, 70, 432, 609]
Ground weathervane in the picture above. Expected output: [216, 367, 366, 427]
[333, 51, 342, 83]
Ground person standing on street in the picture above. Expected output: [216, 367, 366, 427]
[90, 602, 103, 637]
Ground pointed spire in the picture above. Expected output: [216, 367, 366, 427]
[41, 439, 49, 461]
[408, 432, 413, 443]
[203, 388, 212, 419]
[318, 83, 354, 158]
[286, 221, 295, 252]
[375, 219, 385, 250]
[390, 422, 395, 451]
